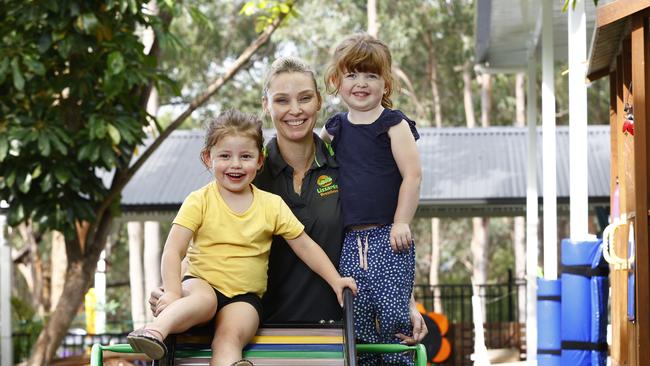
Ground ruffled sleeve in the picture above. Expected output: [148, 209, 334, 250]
[373, 109, 420, 140]
[325, 112, 345, 139]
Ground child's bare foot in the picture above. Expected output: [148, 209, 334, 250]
[127, 327, 167, 359]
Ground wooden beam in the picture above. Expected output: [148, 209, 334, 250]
[596, 0, 650, 28]
[631, 12, 650, 361]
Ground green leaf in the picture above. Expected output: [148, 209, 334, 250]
[107, 51, 125, 75]
[75, 13, 99, 34]
[53, 165, 70, 184]
[49, 133, 68, 155]
[107, 124, 121, 144]
[38, 133, 51, 156]
[128, 0, 138, 14]
[40, 174, 52, 192]
[6, 170, 15, 187]
[279, 3, 290, 13]
[37, 33, 53, 53]
[11, 58, 24, 91]
[31, 164, 42, 179]
[0, 58, 9, 84]
[23, 58, 46, 76]
[0, 136, 7, 161]
[103, 73, 125, 97]
[78, 144, 91, 161]
[189, 6, 214, 30]
[241, 2, 256, 15]
[17, 173, 32, 194]
[100, 145, 115, 167]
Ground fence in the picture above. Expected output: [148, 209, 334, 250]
[14, 279, 526, 365]
[414, 275, 527, 365]
[12, 331, 128, 363]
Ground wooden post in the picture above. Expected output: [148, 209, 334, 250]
[631, 12, 650, 361]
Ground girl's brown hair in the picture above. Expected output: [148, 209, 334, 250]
[325, 33, 395, 108]
[200, 109, 264, 168]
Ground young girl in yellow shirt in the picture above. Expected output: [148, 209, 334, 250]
[127, 109, 357, 366]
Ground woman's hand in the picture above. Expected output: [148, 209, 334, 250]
[395, 301, 428, 345]
[390, 222, 413, 252]
[333, 277, 358, 307]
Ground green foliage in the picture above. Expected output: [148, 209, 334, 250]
[0, 1, 174, 235]
[242, 0, 297, 33]
[11, 297, 43, 363]
[563, 0, 600, 12]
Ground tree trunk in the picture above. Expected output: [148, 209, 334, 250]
[50, 231, 67, 312]
[480, 73, 492, 128]
[128, 221, 146, 329]
[471, 217, 489, 286]
[367, 0, 378, 37]
[427, 40, 442, 128]
[393, 66, 427, 122]
[28, 215, 112, 365]
[18, 222, 45, 315]
[462, 62, 476, 128]
[144, 221, 162, 323]
[428, 217, 443, 312]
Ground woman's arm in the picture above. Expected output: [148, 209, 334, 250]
[285, 232, 357, 305]
[388, 120, 422, 251]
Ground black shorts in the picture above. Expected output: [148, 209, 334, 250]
[182, 275, 263, 319]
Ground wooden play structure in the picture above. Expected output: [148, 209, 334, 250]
[587, 1, 650, 365]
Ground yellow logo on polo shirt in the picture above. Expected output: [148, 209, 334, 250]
[316, 175, 338, 197]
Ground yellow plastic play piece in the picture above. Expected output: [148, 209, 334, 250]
[250, 335, 343, 344]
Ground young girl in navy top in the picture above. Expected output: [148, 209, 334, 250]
[322, 33, 422, 365]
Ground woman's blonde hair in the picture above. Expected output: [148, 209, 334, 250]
[200, 109, 264, 168]
[262, 56, 321, 99]
[325, 33, 395, 108]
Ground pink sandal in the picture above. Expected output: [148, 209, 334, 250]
[127, 327, 167, 360]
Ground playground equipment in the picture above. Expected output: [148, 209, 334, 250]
[90, 289, 427, 365]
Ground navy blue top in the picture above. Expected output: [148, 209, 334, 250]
[325, 108, 419, 228]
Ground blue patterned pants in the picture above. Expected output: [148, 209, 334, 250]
[339, 225, 415, 365]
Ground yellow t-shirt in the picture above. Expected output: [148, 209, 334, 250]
[173, 182, 304, 297]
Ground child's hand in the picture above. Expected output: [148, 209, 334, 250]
[333, 277, 358, 307]
[390, 223, 413, 252]
[155, 290, 181, 315]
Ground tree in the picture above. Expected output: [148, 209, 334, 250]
[0, 0, 292, 362]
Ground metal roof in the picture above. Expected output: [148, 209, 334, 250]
[586, 1, 650, 80]
[121, 126, 610, 218]
[475, 0, 600, 72]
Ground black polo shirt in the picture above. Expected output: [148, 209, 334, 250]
[255, 134, 344, 324]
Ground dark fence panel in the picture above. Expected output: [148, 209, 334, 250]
[414, 278, 527, 365]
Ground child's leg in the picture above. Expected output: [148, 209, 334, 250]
[148, 278, 218, 337]
[128, 277, 217, 359]
[368, 226, 416, 365]
[210, 302, 259, 366]
[340, 231, 380, 365]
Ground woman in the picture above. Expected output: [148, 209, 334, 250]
[150, 56, 426, 344]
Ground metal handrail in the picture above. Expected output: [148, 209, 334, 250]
[342, 287, 357, 366]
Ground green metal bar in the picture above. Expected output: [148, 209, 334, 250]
[356, 343, 428, 366]
[91, 342, 428, 366]
[90, 344, 103, 366]
[90, 343, 137, 366]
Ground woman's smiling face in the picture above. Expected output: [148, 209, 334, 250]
[263, 71, 322, 143]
